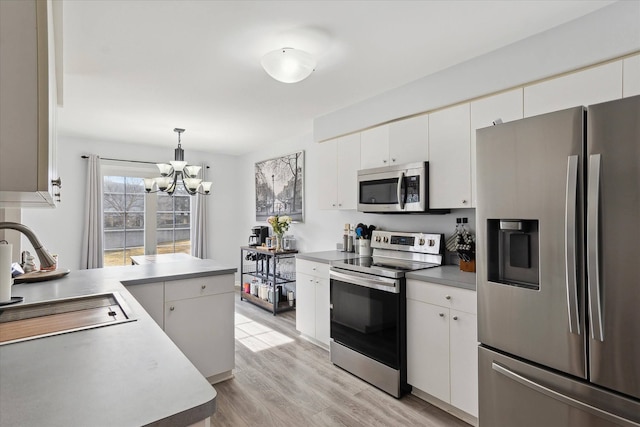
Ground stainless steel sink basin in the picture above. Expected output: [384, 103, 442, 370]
[0, 292, 136, 345]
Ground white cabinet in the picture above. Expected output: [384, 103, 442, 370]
[406, 279, 478, 419]
[470, 89, 523, 207]
[317, 134, 360, 210]
[295, 259, 330, 348]
[623, 54, 640, 98]
[360, 115, 429, 169]
[125, 274, 235, 382]
[524, 61, 623, 117]
[428, 103, 472, 209]
[0, 0, 60, 208]
[360, 125, 390, 169]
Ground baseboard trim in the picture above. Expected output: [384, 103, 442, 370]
[206, 370, 234, 385]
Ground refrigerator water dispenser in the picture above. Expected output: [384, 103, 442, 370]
[487, 219, 539, 290]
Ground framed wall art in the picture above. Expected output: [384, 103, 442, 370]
[255, 151, 304, 222]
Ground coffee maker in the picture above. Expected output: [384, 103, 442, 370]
[249, 226, 269, 247]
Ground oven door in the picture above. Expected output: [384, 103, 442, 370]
[329, 268, 402, 369]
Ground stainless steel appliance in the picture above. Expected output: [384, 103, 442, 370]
[476, 95, 640, 426]
[329, 230, 444, 397]
[249, 226, 269, 247]
[357, 162, 448, 214]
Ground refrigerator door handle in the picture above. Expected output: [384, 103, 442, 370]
[492, 362, 640, 427]
[587, 154, 604, 342]
[565, 155, 580, 335]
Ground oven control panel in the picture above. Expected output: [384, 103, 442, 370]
[371, 230, 443, 255]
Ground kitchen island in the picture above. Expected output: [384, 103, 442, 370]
[0, 259, 235, 427]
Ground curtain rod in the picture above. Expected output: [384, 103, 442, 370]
[80, 155, 209, 168]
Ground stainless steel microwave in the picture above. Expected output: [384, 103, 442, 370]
[357, 161, 446, 213]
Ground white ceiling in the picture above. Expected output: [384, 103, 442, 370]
[59, 0, 615, 155]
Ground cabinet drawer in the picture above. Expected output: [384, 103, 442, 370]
[165, 274, 234, 301]
[296, 259, 330, 278]
[407, 280, 476, 314]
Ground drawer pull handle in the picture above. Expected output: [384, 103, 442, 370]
[169, 306, 175, 311]
[453, 316, 459, 320]
[201, 285, 206, 290]
[439, 312, 445, 317]
[445, 295, 451, 300]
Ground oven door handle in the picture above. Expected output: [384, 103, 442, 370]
[330, 269, 400, 293]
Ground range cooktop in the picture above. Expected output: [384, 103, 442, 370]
[330, 230, 444, 279]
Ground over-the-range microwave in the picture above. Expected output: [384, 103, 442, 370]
[357, 161, 449, 214]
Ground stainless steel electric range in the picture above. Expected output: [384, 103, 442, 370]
[329, 230, 444, 398]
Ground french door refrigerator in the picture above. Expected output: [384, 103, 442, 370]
[476, 95, 640, 427]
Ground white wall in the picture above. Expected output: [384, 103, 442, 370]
[20, 136, 241, 270]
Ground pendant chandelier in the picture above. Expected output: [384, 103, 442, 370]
[143, 128, 212, 196]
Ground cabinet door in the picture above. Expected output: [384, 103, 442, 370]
[406, 299, 450, 402]
[428, 103, 471, 209]
[126, 282, 164, 328]
[316, 138, 338, 209]
[295, 272, 316, 337]
[470, 89, 523, 207]
[165, 292, 235, 379]
[336, 133, 361, 209]
[524, 61, 623, 117]
[360, 125, 389, 169]
[623, 54, 640, 98]
[314, 277, 330, 346]
[389, 115, 429, 165]
[450, 310, 478, 417]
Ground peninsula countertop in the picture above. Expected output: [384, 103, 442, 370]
[0, 259, 235, 427]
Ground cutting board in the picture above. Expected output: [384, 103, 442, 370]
[13, 269, 70, 284]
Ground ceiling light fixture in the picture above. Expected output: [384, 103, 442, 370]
[261, 47, 316, 83]
[144, 128, 212, 196]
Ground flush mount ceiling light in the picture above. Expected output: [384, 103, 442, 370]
[144, 128, 212, 196]
[261, 47, 316, 83]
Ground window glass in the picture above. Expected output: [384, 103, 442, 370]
[103, 173, 191, 266]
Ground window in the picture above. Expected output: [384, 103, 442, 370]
[102, 162, 191, 267]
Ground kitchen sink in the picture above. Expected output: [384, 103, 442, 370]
[0, 292, 136, 345]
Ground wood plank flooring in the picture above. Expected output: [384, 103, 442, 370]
[210, 292, 471, 427]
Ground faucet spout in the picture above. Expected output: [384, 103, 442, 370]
[0, 222, 56, 269]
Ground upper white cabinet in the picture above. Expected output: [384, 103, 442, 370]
[0, 0, 60, 208]
[623, 54, 640, 98]
[360, 115, 429, 170]
[428, 103, 472, 209]
[360, 125, 390, 169]
[524, 61, 623, 117]
[388, 115, 429, 165]
[317, 133, 361, 210]
[470, 89, 524, 207]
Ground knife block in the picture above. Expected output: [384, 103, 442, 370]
[460, 259, 476, 272]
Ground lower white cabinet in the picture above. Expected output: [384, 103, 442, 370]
[126, 274, 235, 382]
[406, 279, 478, 419]
[295, 259, 330, 347]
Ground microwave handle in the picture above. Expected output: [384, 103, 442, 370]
[397, 172, 405, 209]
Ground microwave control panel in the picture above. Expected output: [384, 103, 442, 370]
[405, 175, 420, 203]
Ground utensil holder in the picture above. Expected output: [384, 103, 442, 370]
[358, 239, 372, 256]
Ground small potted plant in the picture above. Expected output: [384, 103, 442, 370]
[267, 215, 292, 252]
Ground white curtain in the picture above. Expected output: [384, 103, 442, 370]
[80, 155, 104, 269]
[191, 164, 208, 259]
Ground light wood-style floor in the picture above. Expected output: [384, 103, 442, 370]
[209, 291, 471, 427]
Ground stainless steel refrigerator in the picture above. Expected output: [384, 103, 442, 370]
[476, 95, 640, 427]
